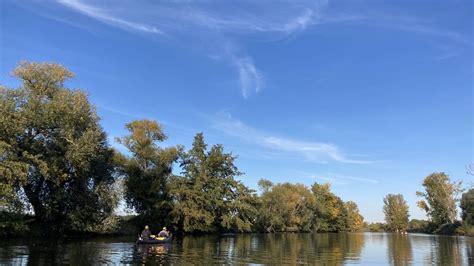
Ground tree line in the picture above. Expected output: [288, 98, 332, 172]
[0, 62, 365, 235]
[375, 171, 473, 235]
[0, 62, 472, 236]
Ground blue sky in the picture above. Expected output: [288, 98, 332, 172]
[1, 0, 472, 222]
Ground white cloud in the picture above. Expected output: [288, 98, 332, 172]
[167, 2, 327, 34]
[97, 104, 142, 119]
[50, 0, 469, 99]
[54, 0, 328, 98]
[384, 19, 471, 45]
[57, 0, 163, 35]
[212, 112, 372, 164]
[234, 57, 263, 98]
[297, 170, 379, 185]
[281, 8, 316, 33]
[325, 172, 379, 184]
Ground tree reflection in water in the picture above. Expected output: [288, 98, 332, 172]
[170, 232, 365, 265]
[467, 236, 474, 266]
[387, 234, 413, 266]
[0, 233, 471, 265]
[432, 236, 464, 265]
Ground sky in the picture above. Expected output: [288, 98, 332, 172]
[1, 0, 472, 222]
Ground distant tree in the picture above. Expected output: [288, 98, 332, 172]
[383, 194, 409, 232]
[116, 119, 180, 226]
[460, 189, 474, 225]
[408, 219, 430, 233]
[345, 201, 364, 232]
[416, 172, 462, 227]
[0, 61, 119, 233]
[257, 182, 316, 232]
[366, 222, 386, 232]
[311, 183, 348, 232]
[257, 179, 273, 193]
[169, 133, 257, 233]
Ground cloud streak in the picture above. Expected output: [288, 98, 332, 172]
[50, 0, 470, 98]
[57, 0, 163, 35]
[55, 0, 328, 98]
[211, 112, 372, 164]
[297, 170, 379, 185]
[234, 56, 263, 98]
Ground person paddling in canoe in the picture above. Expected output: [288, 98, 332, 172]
[137, 225, 172, 244]
[141, 225, 153, 240]
[158, 227, 170, 238]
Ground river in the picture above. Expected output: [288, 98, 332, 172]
[1, 232, 472, 265]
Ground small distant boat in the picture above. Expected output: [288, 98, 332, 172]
[136, 236, 172, 244]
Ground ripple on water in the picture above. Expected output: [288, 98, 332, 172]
[0, 233, 472, 265]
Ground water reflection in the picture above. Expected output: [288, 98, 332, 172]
[387, 234, 412, 266]
[467, 236, 474, 265]
[0, 233, 471, 265]
[135, 243, 170, 264]
[432, 236, 464, 265]
[161, 232, 365, 264]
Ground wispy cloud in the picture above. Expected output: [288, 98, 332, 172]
[371, 15, 472, 45]
[297, 170, 379, 185]
[47, 0, 470, 98]
[234, 56, 263, 98]
[97, 104, 142, 119]
[54, 0, 328, 98]
[281, 8, 317, 33]
[211, 112, 372, 164]
[57, 0, 163, 35]
[96, 104, 198, 136]
[432, 44, 461, 61]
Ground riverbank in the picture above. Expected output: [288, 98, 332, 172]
[3, 212, 473, 238]
[0, 212, 138, 237]
[365, 220, 474, 236]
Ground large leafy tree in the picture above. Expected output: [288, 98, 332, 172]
[257, 180, 316, 232]
[169, 133, 257, 233]
[0, 61, 118, 233]
[383, 194, 409, 232]
[416, 172, 462, 226]
[311, 183, 348, 232]
[116, 119, 180, 225]
[345, 201, 364, 232]
[460, 188, 474, 225]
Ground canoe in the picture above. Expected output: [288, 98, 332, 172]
[136, 236, 172, 244]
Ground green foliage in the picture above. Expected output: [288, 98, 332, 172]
[460, 188, 474, 225]
[434, 221, 462, 235]
[0, 211, 33, 236]
[408, 219, 430, 233]
[311, 183, 348, 232]
[257, 179, 273, 193]
[345, 201, 364, 232]
[116, 119, 180, 226]
[366, 222, 386, 232]
[3, 61, 470, 237]
[257, 182, 316, 232]
[383, 194, 409, 232]
[256, 180, 364, 233]
[455, 223, 474, 236]
[416, 172, 462, 227]
[169, 133, 258, 233]
[0, 61, 119, 233]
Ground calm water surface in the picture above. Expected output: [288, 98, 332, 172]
[1, 233, 472, 265]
